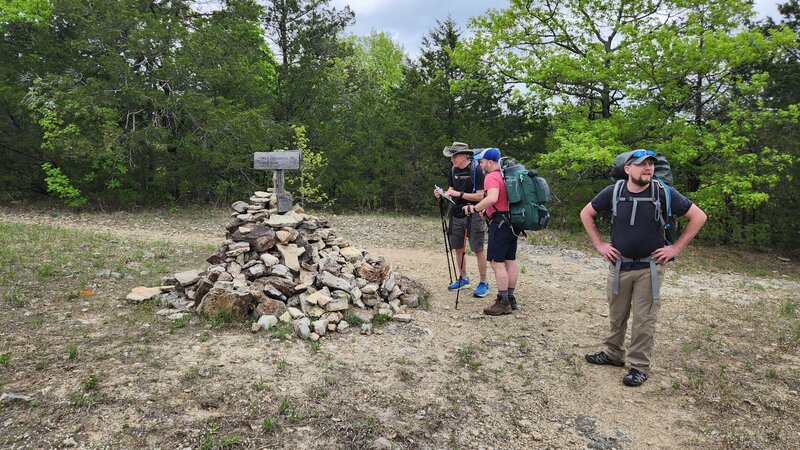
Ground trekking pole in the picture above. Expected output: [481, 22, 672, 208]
[438, 197, 462, 309]
[438, 198, 456, 285]
[454, 213, 472, 311]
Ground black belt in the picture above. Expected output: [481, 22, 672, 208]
[619, 261, 651, 271]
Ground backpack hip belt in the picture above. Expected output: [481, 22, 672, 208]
[613, 256, 662, 302]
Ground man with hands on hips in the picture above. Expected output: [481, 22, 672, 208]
[579, 149, 707, 387]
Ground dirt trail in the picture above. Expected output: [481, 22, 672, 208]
[1, 207, 798, 449]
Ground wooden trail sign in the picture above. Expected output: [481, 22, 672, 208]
[253, 150, 301, 213]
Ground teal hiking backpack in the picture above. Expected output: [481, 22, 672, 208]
[609, 149, 676, 244]
[499, 157, 551, 231]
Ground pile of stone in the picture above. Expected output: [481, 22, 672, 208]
[127, 190, 424, 341]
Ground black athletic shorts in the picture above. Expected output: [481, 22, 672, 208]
[487, 219, 518, 262]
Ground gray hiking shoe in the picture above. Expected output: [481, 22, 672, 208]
[623, 368, 648, 387]
[585, 351, 624, 367]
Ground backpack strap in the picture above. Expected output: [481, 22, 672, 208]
[613, 180, 664, 228]
[650, 180, 663, 226]
[655, 178, 672, 236]
[611, 179, 625, 224]
[471, 159, 478, 193]
[613, 256, 662, 301]
[451, 160, 479, 194]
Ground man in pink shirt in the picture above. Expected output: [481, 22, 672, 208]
[462, 148, 518, 315]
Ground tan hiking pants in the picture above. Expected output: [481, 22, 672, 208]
[603, 263, 665, 373]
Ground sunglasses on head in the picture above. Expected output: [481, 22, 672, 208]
[631, 149, 655, 158]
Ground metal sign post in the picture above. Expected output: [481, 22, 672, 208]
[254, 150, 302, 213]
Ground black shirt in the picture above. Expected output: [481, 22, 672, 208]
[447, 161, 485, 218]
[591, 181, 693, 259]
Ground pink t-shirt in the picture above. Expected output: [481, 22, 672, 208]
[484, 170, 509, 219]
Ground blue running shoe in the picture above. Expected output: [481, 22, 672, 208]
[447, 277, 470, 290]
[473, 282, 489, 298]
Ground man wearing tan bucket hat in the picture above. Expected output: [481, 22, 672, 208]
[433, 141, 490, 298]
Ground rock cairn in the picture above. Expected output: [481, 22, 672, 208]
[132, 190, 424, 341]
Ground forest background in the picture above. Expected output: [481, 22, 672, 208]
[2, 0, 800, 252]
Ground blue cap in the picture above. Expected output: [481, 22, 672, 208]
[474, 148, 500, 162]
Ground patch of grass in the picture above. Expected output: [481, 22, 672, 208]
[219, 434, 243, 448]
[779, 299, 796, 317]
[6, 287, 27, 307]
[27, 315, 44, 328]
[398, 367, 414, 382]
[184, 366, 201, 381]
[564, 355, 584, 380]
[198, 420, 218, 450]
[766, 368, 779, 379]
[82, 374, 100, 391]
[67, 344, 78, 360]
[372, 313, 391, 326]
[738, 280, 766, 291]
[169, 314, 192, 331]
[276, 359, 287, 372]
[208, 307, 234, 328]
[684, 366, 704, 389]
[307, 340, 321, 353]
[0, 351, 10, 366]
[306, 385, 330, 400]
[279, 397, 291, 414]
[253, 377, 268, 391]
[362, 416, 378, 429]
[344, 313, 365, 327]
[262, 417, 276, 433]
[34, 359, 48, 371]
[271, 323, 293, 339]
[457, 344, 481, 371]
[35, 262, 57, 279]
[69, 391, 97, 406]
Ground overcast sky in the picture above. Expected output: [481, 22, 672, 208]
[330, 0, 785, 57]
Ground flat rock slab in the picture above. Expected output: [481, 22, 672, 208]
[340, 246, 363, 262]
[266, 211, 303, 228]
[174, 269, 203, 286]
[0, 392, 32, 403]
[277, 244, 304, 272]
[317, 271, 352, 292]
[126, 286, 164, 303]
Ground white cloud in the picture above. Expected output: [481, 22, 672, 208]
[331, 0, 508, 56]
[753, 0, 781, 20]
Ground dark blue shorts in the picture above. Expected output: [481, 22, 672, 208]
[487, 220, 518, 262]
